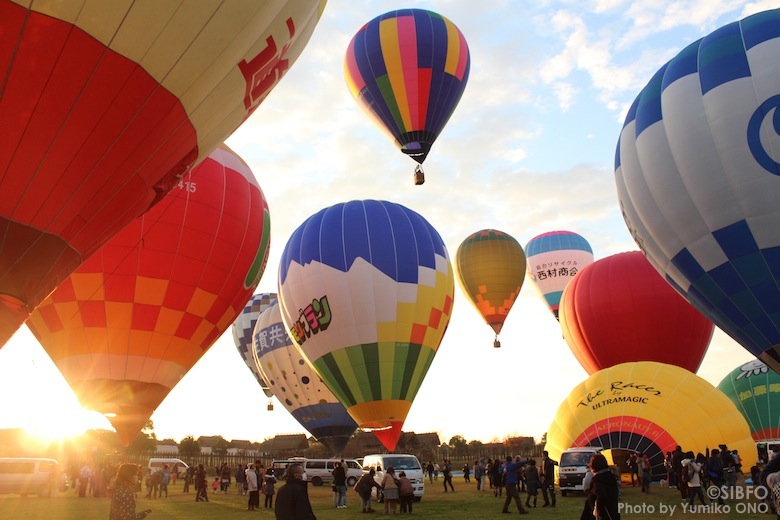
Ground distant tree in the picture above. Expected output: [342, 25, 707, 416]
[127, 430, 157, 454]
[469, 440, 484, 448]
[179, 436, 200, 458]
[212, 436, 230, 456]
[449, 435, 468, 448]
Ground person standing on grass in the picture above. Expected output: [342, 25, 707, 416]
[398, 471, 415, 514]
[110, 463, 152, 520]
[443, 459, 455, 492]
[501, 456, 529, 515]
[275, 463, 317, 520]
[332, 461, 347, 508]
[354, 468, 381, 513]
[264, 469, 277, 509]
[194, 464, 208, 502]
[246, 462, 260, 511]
[462, 463, 471, 483]
[540, 450, 558, 507]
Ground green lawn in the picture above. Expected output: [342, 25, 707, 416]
[0, 477, 771, 519]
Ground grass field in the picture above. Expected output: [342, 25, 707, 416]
[0, 476, 772, 519]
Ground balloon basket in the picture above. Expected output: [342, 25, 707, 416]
[493, 337, 501, 348]
[414, 165, 425, 185]
[267, 401, 274, 411]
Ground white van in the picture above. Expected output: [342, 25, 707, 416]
[271, 458, 362, 487]
[558, 447, 603, 496]
[148, 458, 189, 478]
[362, 454, 424, 500]
[0, 458, 67, 496]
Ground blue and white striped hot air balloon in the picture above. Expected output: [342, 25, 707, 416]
[615, 9, 780, 373]
[253, 300, 358, 455]
[232, 293, 276, 399]
[525, 231, 593, 320]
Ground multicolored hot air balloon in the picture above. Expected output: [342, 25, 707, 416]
[278, 200, 454, 451]
[254, 300, 358, 455]
[558, 251, 714, 375]
[455, 229, 525, 348]
[232, 293, 277, 400]
[0, 0, 326, 347]
[344, 8, 470, 185]
[614, 9, 780, 373]
[525, 231, 594, 320]
[27, 145, 270, 445]
[718, 359, 780, 441]
[545, 362, 756, 482]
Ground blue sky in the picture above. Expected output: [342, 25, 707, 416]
[0, 0, 776, 446]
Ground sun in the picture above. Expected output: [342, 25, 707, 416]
[23, 408, 111, 444]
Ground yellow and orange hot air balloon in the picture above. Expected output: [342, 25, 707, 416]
[27, 145, 270, 445]
[455, 229, 526, 348]
[0, 0, 326, 346]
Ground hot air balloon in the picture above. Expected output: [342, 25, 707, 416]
[26, 145, 270, 445]
[559, 251, 714, 374]
[525, 231, 594, 320]
[545, 362, 756, 482]
[344, 8, 470, 185]
[278, 200, 454, 451]
[254, 300, 358, 455]
[718, 359, 780, 442]
[455, 229, 525, 348]
[614, 9, 780, 373]
[232, 293, 277, 404]
[0, 0, 326, 346]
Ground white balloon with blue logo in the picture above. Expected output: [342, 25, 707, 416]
[615, 9, 780, 372]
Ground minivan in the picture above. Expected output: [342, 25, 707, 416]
[271, 458, 362, 486]
[0, 458, 67, 496]
[362, 454, 424, 500]
[558, 447, 603, 496]
[148, 458, 189, 478]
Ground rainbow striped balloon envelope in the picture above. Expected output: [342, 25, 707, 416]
[525, 231, 594, 320]
[278, 200, 454, 451]
[344, 8, 470, 172]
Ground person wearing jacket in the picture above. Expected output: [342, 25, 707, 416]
[580, 454, 620, 520]
[501, 456, 529, 515]
[354, 468, 381, 513]
[398, 471, 415, 514]
[275, 463, 317, 520]
[110, 464, 151, 520]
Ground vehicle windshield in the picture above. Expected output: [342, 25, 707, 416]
[382, 457, 421, 471]
[561, 452, 594, 467]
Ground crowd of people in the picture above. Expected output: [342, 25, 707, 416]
[67, 446, 780, 520]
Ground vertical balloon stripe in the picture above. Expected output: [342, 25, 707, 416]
[316, 352, 359, 407]
[396, 14, 420, 131]
[443, 19, 461, 77]
[344, 37, 365, 96]
[379, 17, 411, 132]
[698, 22, 751, 95]
[455, 29, 469, 80]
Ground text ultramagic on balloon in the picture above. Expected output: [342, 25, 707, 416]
[277, 200, 454, 451]
[544, 362, 757, 478]
[0, 0, 327, 347]
[614, 9, 780, 373]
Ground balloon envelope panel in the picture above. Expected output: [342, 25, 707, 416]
[525, 230, 593, 319]
[455, 229, 526, 336]
[254, 300, 357, 455]
[27, 145, 270, 445]
[344, 8, 470, 164]
[278, 200, 454, 451]
[559, 251, 714, 374]
[718, 359, 780, 441]
[0, 0, 325, 346]
[614, 9, 780, 372]
[545, 362, 756, 480]
[232, 293, 277, 398]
